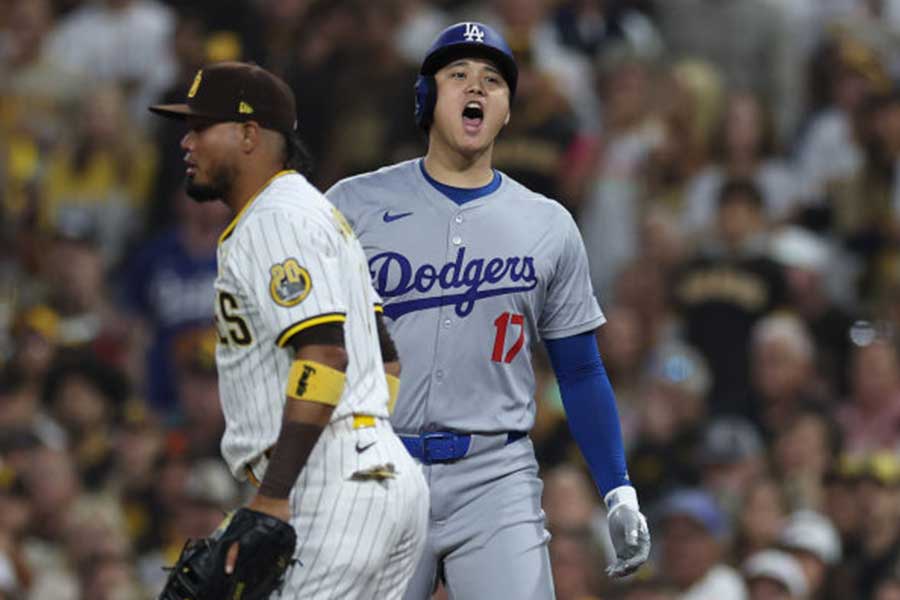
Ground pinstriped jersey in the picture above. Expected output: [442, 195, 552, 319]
[327, 159, 605, 435]
[214, 170, 388, 479]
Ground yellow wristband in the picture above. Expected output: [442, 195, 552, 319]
[286, 360, 346, 406]
[386, 374, 400, 414]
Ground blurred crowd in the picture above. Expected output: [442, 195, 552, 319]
[3, 0, 900, 599]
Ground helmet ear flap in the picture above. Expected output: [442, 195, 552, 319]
[414, 74, 437, 131]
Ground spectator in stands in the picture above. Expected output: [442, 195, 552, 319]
[778, 510, 842, 600]
[743, 549, 810, 600]
[614, 580, 678, 600]
[769, 226, 856, 394]
[0, 0, 85, 231]
[0, 472, 31, 598]
[734, 475, 790, 563]
[108, 401, 166, 555]
[61, 496, 140, 598]
[773, 409, 842, 511]
[476, 0, 600, 130]
[748, 313, 830, 438]
[37, 216, 137, 371]
[846, 453, 900, 599]
[611, 257, 677, 348]
[822, 455, 864, 589]
[627, 342, 710, 505]
[696, 417, 768, 518]
[655, 488, 747, 599]
[674, 178, 786, 417]
[313, 0, 421, 188]
[595, 304, 646, 446]
[171, 328, 224, 458]
[551, 0, 662, 62]
[542, 465, 608, 558]
[838, 336, 900, 454]
[7, 305, 62, 392]
[18, 446, 81, 599]
[653, 0, 793, 141]
[639, 60, 721, 222]
[41, 355, 129, 488]
[491, 38, 580, 210]
[550, 527, 603, 600]
[577, 54, 664, 290]
[874, 569, 900, 600]
[797, 35, 890, 202]
[120, 188, 227, 415]
[829, 87, 900, 302]
[46, 0, 177, 125]
[683, 90, 800, 235]
[40, 84, 157, 264]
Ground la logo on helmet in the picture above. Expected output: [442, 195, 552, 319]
[463, 23, 485, 43]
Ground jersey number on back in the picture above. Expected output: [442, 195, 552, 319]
[216, 291, 253, 346]
[492, 312, 525, 363]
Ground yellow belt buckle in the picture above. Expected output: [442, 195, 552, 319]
[353, 414, 376, 429]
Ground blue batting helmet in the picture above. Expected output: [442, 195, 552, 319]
[414, 22, 518, 131]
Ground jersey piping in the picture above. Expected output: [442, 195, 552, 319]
[219, 169, 296, 245]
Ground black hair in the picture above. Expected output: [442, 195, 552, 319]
[282, 129, 314, 178]
[41, 353, 130, 413]
[717, 177, 764, 209]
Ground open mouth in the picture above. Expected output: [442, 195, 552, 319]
[462, 102, 484, 130]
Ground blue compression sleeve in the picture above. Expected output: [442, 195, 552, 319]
[544, 331, 630, 496]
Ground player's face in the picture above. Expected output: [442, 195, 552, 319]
[180, 118, 241, 203]
[430, 58, 510, 157]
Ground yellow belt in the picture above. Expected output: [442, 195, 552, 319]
[352, 414, 377, 429]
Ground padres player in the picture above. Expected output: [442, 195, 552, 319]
[149, 62, 428, 599]
[327, 23, 651, 598]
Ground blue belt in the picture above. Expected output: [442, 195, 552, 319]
[399, 431, 527, 465]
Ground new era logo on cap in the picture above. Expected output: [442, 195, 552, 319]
[188, 70, 202, 98]
[149, 62, 297, 133]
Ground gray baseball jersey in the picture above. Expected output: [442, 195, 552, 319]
[326, 159, 605, 435]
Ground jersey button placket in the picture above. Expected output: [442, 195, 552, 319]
[435, 215, 462, 389]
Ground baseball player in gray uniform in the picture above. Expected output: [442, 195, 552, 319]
[327, 22, 651, 599]
[150, 62, 428, 599]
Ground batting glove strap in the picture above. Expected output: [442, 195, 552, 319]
[604, 485, 639, 516]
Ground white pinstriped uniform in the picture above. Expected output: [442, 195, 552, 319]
[213, 170, 428, 599]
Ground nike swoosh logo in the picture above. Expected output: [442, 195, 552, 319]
[383, 211, 413, 223]
[356, 441, 376, 453]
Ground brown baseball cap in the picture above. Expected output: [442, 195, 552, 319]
[149, 61, 297, 133]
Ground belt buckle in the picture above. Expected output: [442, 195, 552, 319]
[421, 432, 457, 464]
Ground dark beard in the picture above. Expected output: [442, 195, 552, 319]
[185, 165, 234, 203]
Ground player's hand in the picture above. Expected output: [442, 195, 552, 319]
[604, 486, 651, 578]
[226, 495, 292, 573]
[159, 507, 296, 600]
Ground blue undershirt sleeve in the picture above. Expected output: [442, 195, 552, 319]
[544, 331, 630, 496]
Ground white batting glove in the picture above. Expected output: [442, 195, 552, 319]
[604, 485, 651, 577]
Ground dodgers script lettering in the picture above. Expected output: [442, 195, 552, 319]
[370, 247, 538, 319]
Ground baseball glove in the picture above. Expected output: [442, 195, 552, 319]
[159, 507, 297, 600]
